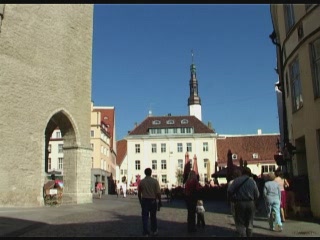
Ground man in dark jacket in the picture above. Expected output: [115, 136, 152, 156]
[227, 167, 259, 237]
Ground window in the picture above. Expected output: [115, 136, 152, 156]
[177, 143, 183, 152]
[48, 144, 51, 153]
[204, 158, 208, 168]
[161, 143, 166, 153]
[121, 169, 123, 175]
[262, 165, 276, 173]
[135, 160, 141, 170]
[181, 119, 188, 124]
[181, 128, 186, 133]
[311, 38, 320, 98]
[91, 143, 94, 150]
[252, 153, 259, 159]
[165, 128, 169, 134]
[161, 174, 167, 183]
[178, 159, 183, 169]
[152, 174, 157, 179]
[152, 160, 157, 170]
[284, 4, 295, 34]
[48, 158, 51, 170]
[56, 131, 61, 138]
[173, 128, 177, 133]
[161, 159, 167, 170]
[232, 154, 237, 160]
[58, 144, 63, 153]
[157, 129, 162, 134]
[135, 144, 140, 153]
[90, 130, 94, 137]
[166, 119, 174, 124]
[91, 157, 94, 168]
[290, 58, 303, 111]
[150, 129, 156, 134]
[152, 144, 157, 153]
[186, 128, 192, 133]
[203, 142, 208, 152]
[58, 158, 63, 169]
[152, 120, 161, 125]
[187, 143, 192, 152]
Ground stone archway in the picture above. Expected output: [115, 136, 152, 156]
[44, 110, 92, 205]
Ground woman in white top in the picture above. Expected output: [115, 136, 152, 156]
[274, 169, 289, 222]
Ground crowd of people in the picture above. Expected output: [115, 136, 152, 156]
[95, 166, 289, 237]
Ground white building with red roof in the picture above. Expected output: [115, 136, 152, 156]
[90, 103, 117, 194]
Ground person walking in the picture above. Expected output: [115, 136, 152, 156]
[227, 168, 242, 223]
[227, 167, 259, 237]
[138, 168, 162, 237]
[196, 200, 206, 228]
[121, 176, 127, 198]
[274, 169, 289, 222]
[116, 180, 121, 198]
[264, 172, 282, 232]
[96, 182, 103, 199]
[184, 170, 202, 233]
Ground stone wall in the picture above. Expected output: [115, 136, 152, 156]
[0, 4, 93, 206]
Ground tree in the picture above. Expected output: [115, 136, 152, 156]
[244, 160, 248, 167]
[226, 149, 233, 183]
[239, 158, 244, 167]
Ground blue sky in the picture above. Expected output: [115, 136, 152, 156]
[92, 4, 279, 141]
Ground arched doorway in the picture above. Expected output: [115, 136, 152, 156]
[44, 110, 92, 205]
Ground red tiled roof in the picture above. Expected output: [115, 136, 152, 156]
[93, 107, 115, 149]
[128, 115, 214, 135]
[217, 134, 280, 165]
[116, 139, 127, 166]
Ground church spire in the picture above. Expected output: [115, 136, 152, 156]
[188, 50, 202, 121]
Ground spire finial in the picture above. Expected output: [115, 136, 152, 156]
[191, 49, 194, 64]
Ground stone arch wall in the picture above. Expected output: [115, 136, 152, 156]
[0, 4, 93, 207]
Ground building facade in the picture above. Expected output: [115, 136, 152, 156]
[125, 115, 218, 188]
[215, 131, 280, 184]
[0, 4, 93, 206]
[91, 104, 117, 194]
[270, 4, 320, 217]
[48, 128, 64, 176]
[116, 139, 128, 184]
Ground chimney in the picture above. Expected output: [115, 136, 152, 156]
[257, 129, 262, 135]
[207, 121, 212, 129]
[168, 113, 171, 116]
[134, 122, 138, 128]
[148, 110, 152, 117]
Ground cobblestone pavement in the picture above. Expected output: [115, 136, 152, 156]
[0, 194, 320, 237]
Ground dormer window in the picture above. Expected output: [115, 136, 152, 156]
[152, 120, 161, 125]
[232, 154, 237, 160]
[166, 119, 174, 124]
[181, 119, 188, 124]
[252, 153, 259, 159]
